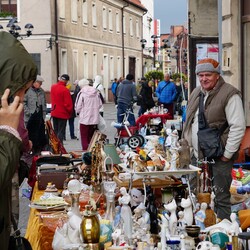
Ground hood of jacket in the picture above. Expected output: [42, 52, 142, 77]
[0, 31, 37, 98]
[80, 85, 99, 96]
[93, 75, 103, 88]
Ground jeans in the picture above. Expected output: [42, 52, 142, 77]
[53, 117, 67, 144]
[68, 117, 76, 139]
[117, 102, 135, 126]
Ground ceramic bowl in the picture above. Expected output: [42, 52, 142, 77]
[185, 225, 201, 238]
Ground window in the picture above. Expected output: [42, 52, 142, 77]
[123, 15, 126, 34]
[103, 7, 107, 30]
[92, 2, 97, 27]
[116, 12, 120, 33]
[130, 17, 133, 37]
[73, 50, 78, 81]
[71, 0, 77, 23]
[61, 50, 68, 75]
[82, 0, 88, 24]
[83, 51, 88, 78]
[30, 53, 41, 74]
[93, 53, 97, 77]
[0, 0, 17, 16]
[117, 56, 121, 78]
[58, 0, 65, 20]
[110, 56, 114, 80]
[109, 9, 113, 31]
[136, 19, 139, 38]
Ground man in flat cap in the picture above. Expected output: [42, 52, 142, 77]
[182, 58, 245, 220]
[50, 74, 73, 143]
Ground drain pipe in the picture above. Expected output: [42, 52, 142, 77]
[121, 1, 129, 77]
[54, 0, 59, 78]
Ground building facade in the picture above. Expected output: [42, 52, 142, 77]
[0, 0, 146, 101]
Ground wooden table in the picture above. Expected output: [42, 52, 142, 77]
[25, 182, 64, 250]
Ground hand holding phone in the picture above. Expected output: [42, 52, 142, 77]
[0, 89, 23, 130]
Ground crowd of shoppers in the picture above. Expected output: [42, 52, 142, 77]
[0, 26, 247, 248]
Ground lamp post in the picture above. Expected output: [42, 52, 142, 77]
[0, 17, 34, 39]
[140, 38, 169, 71]
[151, 34, 158, 68]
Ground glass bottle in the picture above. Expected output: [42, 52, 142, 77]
[103, 181, 117, 223]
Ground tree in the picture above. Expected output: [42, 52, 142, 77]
[144, 70, 164, 82]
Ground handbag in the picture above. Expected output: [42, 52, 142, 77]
[8, 214, 32, 250]
[197, 92, 228, 160]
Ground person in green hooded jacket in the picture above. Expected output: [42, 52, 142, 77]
[0, 31, 37, 250]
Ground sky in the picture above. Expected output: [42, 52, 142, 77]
[154, 0, 188, 34]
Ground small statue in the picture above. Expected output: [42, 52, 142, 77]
[118, 187, 133, 243]
[210, 191, 215, 211]
[133, 204, 149, 241]
[159, 213, 170, 250]
[195, 202, 207, 230]
[165, 128, 172, 148]
[180, 197, 193, 226]
[170, 129, 179, 149]
[178, 138, 191, 168]
[164, 199, 178, 236]
[177, 211, 188, 234]
[170, 148, 179, 170]
[130, 188, 144, 211]
[113, 205, 122, 229]
[228, 212, 240, 236]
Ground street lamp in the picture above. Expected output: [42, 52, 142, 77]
[0, 17, 34, 39]
[151, 34, 158, 68]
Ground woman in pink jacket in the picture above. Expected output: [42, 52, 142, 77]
[75, 79, 102, 150]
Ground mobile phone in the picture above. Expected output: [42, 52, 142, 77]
[7, 95, 14, 104]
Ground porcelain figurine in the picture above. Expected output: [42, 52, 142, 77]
[52, 223, 71, 250]
[113, 205, 122, 229]
[165, 128, 172, 148]
[134, 203, 150, 232]
[196, 241, 213, 250]
[133, 205, 148, 241]
[159, 213, 170, 250]
[130, 188, 144, 211]
[228, 212, 240, 236]
[118, 187, 133, 243]
[112, 228, 122, 246]
[170, 148, 179, 170]
[67, 210, 82, 244]
[177, 211, 188, 234]
[164, 199, 178, 236]
[195, 202, 207, 230]
[170, 129, 179, 149]
[180, 197, 193, 226]
[210, 191, 215, 211]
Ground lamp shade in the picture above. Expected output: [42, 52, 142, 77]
[103, 144, 121, 165]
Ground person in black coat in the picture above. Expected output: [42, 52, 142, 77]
[138, 77, 155, 116]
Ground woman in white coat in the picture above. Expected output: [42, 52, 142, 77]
[93, 75, 105, 116]
[75, 79, 102, 150]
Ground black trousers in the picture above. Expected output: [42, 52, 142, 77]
[52, 117, 67, 144]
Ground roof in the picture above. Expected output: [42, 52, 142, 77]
[124, 0, 147, 12]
